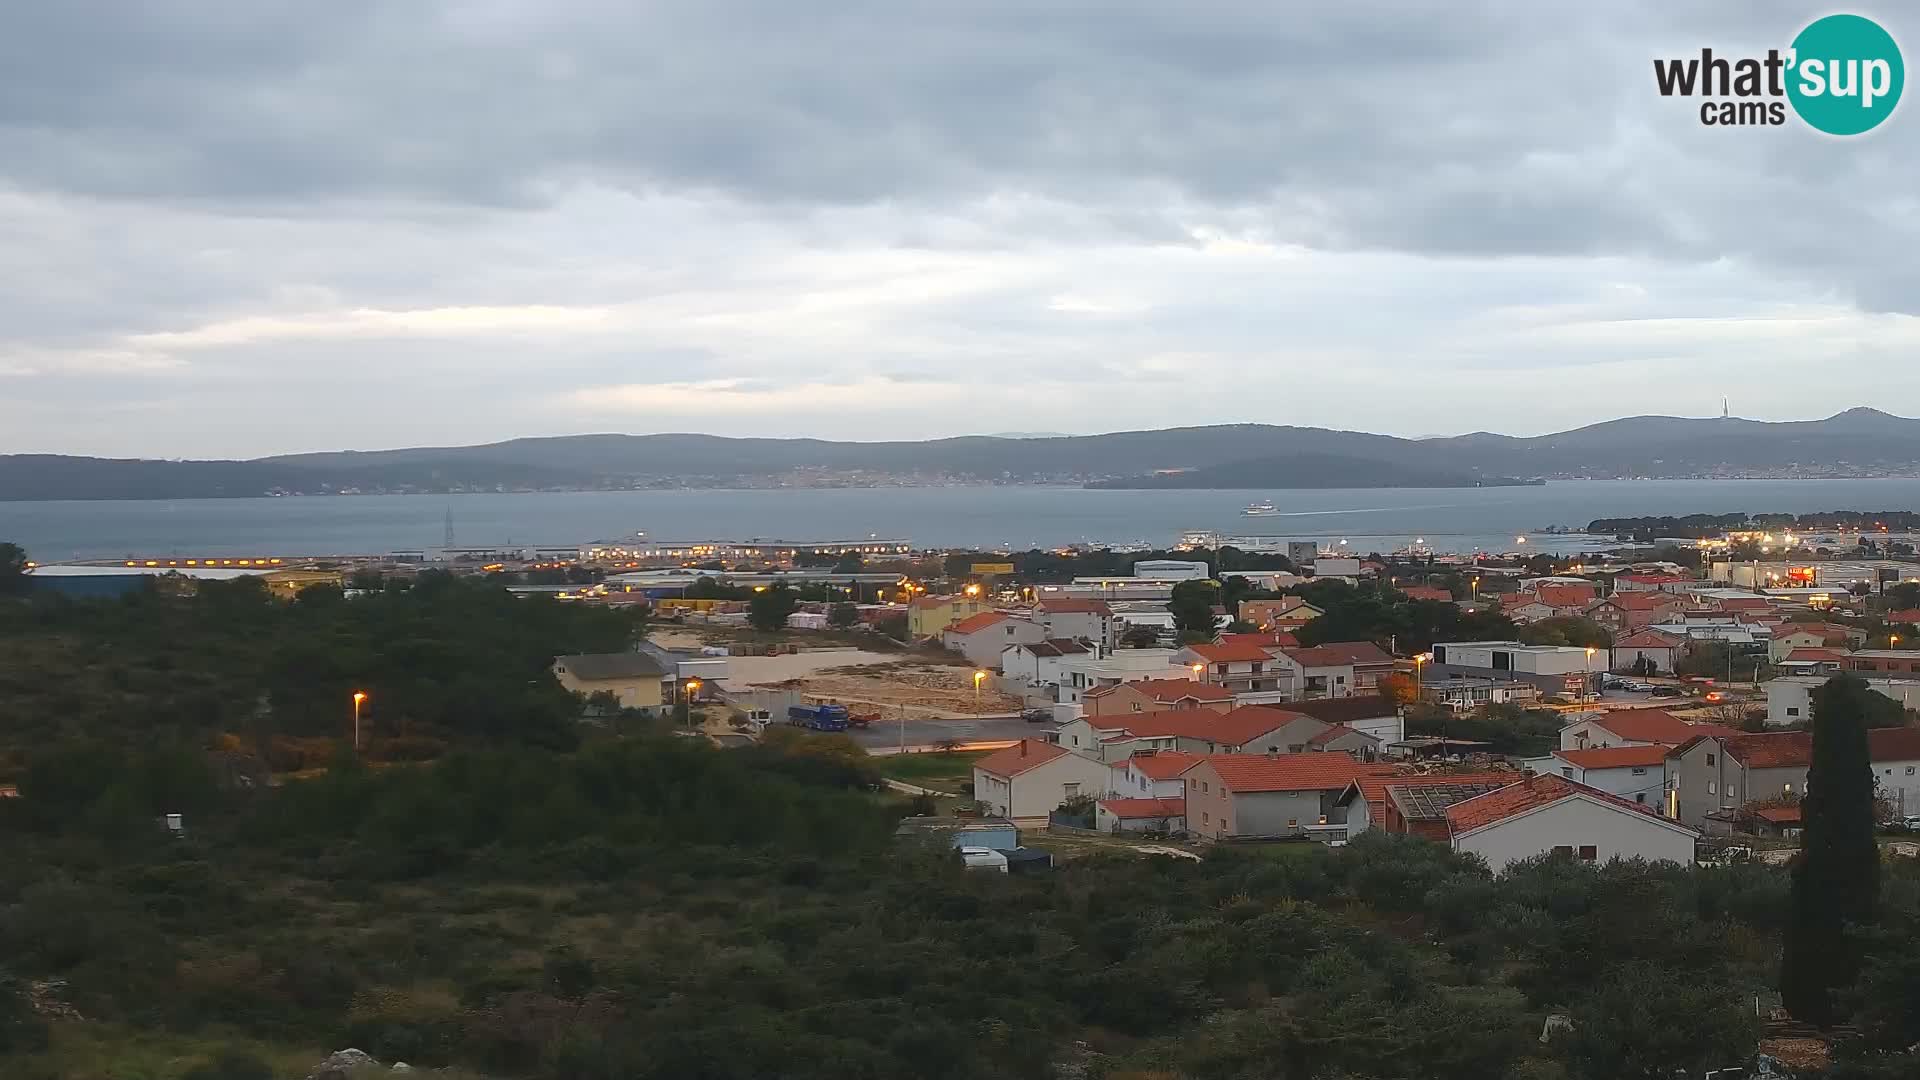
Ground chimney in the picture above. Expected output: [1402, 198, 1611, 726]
[1019, 741, 1028, 758]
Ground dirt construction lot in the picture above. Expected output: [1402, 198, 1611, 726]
[774, 660, 1023, 718]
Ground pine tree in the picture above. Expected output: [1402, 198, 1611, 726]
[1780, 675, 1882, 1026]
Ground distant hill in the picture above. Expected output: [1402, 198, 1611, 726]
[1085, 453, 1538, 489]
[7, 408, 1920, 500]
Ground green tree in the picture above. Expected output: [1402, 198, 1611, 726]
[1120, 625, 1161, 648]
[0, 542, 26, 596]
[1782, 675, 1883, 1026]
[1517, 616, 1612, 649]
[748, 584, 800, 632]
[1168, 580, 1219, 640]
[827, 603, 859, 629]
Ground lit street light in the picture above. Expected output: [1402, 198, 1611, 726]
[351, 691, 368, 752]
[973, 670, 987, 714]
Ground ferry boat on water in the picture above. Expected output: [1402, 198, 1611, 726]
[1242, 500, 1279, 517]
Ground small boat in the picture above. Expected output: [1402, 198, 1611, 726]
[1243, 500, 1279, 517]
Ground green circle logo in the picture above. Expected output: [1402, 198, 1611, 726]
[1787, 14, 1904, 135]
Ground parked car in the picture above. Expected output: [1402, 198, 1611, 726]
[1651, 685, 1684, 697]
[1021, 708, 1052, 723]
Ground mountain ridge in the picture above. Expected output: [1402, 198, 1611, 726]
[7, 409, 1920, 500]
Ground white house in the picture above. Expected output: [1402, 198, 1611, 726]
[1056, 648, 1186, 703]
[1872, 727, 1920, 817]
[1094, 797, 1186, 833]
[1558, 709, 1737, 751]
[1000, 638, 1093, 687]
[1523, 745, 1669, 809]
[1609, 630, 1685, 674]
[1035, 598, 1119, 651]
[1107, 749, 1205, 799]
[942, 612, 1046, 668]
[1766, 674, 1920, 728]
[1444, 773, 1698, 873]
[971, 740, 1115, 821]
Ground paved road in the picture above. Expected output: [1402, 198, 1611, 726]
[851, 714, 1045, 751]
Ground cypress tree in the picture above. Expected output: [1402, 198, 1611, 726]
[1780, 674, 1881, 1026]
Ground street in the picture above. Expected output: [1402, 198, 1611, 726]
[850, 713, 1043, 752]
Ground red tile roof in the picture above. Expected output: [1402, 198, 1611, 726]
[1554, 745, 1670, 770]
[1185, 641, 1278, 663]
[1283, 695, 1399, 725]
[1784, 647, 1848, 663]
[1342, 768, 1506, 821]
[1589, 710, 1738, 745]
[1534, 584, 1598, 609]
[1123, 749, 1206, 779]
[1594, 592, 1675, 611]
[1712, 731, 1811, 769]
[1399, 585, 1454, 602]
[1307, 723, 1363, 746]
[973, 740, 1074, 778]
[1750, 804, 1802, 824]
[1113, 705, 1311, 746]
[1444, 773, 1675, 835]
[1038, 598, 1113, 615]
[1885, 609, 1920, 625]
[945, 611, 1011, 635]
[1870, 726, 1920, 762]
[1218, 631, 1298, 650]
[1284, 643, 1392, 668]
[1096, 796, 1186, 820]
[1193, 752, 1391, 793]
[1086, 678, 1234, 703]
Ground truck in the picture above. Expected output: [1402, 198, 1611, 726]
[788, 703, 851, 731]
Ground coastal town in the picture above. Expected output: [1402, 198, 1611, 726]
[9, 513, 1920, 1077]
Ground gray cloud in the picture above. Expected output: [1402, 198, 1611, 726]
[0, 1, 1916, 455]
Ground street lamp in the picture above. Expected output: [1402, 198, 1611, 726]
[973, 670, 987, 713]
[1585, 647, 1596, 704]
[1191, 662, 1205, 681]
[1413, 653, 1428, 699]
[351, 691, 368, 752]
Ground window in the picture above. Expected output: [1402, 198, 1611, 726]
[1062, 783, 1080, 797]
[1908, 767, 1917, 775]
[1287, 819, 1297, 828]
[1631, 767, 1647, 775]
[1201, 781, 1209, 793]
[1783, 782, 1795, 795]
[1706, 753, 1716, 767]
[1578, 845, 1597, 862]
[1787, 707, 1800, 717]
[1202, 811, 1209, 825]
[1551, 845, 1573, 857]
[1635, 793, 1646, 804]
[1560, 767, 1574, 778]
[1131, 703, 1142, 712]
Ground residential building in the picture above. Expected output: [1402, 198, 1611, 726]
[1766, 674, 1920, 727]
[1871, 727, 1920, 816]
[1768, 622, 1867, 662]
[971, 740, 1115, 821]
[1181, 753, 1388, 840]
[1842, 650, 1920, 679]
[1527, 745, 1669, 807]
[942, 612, 1045, 667]
[1282, 694, 1407, 745]
[1217, 630, 1301, 652]
[1035, 598, 1119, 651]
[1081, 678, 1235, 719]
[907, 593, 993, 639]
[1107, 749, 1205, 799]
[1000, 638, 1093, 688]
[1094, 797, 1186, 833]
[1422, 677, 1541, 710]
[1177, 641, 1290, 695]
[1668, 727, 1920, 826]
[1336, 771, 1516, 839]
[1609, 629, 1686, 674]
[1776, 648, 1847, 678]
[1586, 592, 1682, 634]
[1055, 648, 1188, 703]
[1501, 596, 1562, 625]
[1885, 608, 1920, 626]
[1306, 723, 1384, 759]
[1614, 572, 1694, 593]
[1428, 641, 1605, 697]
[1398, 585, 1454, 602]
[1533, 582, 1599, 610]
[1241, 597, 1323, 633]
[1060, 704, 1342, 762]
[551, 653, 672, 714]
[1559, 709, 1738, 751]
[1445, 774, 1699, 873]
[1279, 641, 1395, 693]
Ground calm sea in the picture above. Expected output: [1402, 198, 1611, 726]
[7, 479, 1920, 562]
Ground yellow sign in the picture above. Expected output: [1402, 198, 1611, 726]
[971, 562, 1015, 575]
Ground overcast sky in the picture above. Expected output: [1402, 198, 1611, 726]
[4, 1, 1917, 458]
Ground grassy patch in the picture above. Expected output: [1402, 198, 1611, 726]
[877, 750, 987, 791]
[16, 1021, 322, 1080]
